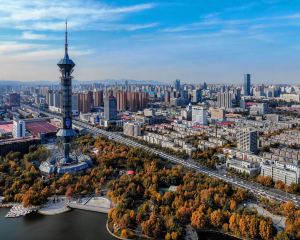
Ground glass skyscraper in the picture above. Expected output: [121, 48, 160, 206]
[243, 74, 251, 96]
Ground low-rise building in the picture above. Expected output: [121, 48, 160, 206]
[226, 158, 261, 176]
[260, 160, 300, 185]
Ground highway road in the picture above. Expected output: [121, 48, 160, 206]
[23, 105, 300, 206]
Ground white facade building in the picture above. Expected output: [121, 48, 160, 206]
[12, 119, 26, 138]
[217, 92, 234, 109]
[192, 106, 208, 125]
[237, 128, 258, 153]
[123, 122, 142, 137]
[261, 160, 300, 185]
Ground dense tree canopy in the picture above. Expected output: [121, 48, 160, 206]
[0, 134, 298, 239]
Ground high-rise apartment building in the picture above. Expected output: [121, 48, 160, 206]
[9, 93, 20, 107]
[78, 92, 92, 113]
[180, 90, 189, 105]
[165, 91, 170, 105]
[46, 89, 52, 106]
[53, 91, 61, 108]
[192, 89, 202, 103]
[174, 79, 181, 91]
[104, 95, 117, 120]
[217, 92, 234, 109]
[237, 128, 258, 153]
[126, 92, 148, 112]
[116, 90, 127, 111]
[13, 119, 26, 138]
[93, 90, 104, 107]
[72, 94, 79, 112]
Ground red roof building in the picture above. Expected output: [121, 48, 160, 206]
[26, 121, 58, 136]
[0, 122, 13, 133]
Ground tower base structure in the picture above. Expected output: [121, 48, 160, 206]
[39, 149, 92, 175]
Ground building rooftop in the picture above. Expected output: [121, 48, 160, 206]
[26, 121, 58, 136]
[0, 122, 13, 133]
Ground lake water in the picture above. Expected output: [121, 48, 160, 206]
[0, 208, 238, 240]
[0, 208, 115, 240]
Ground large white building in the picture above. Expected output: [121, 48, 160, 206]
[192, 106, 208, 125]
[53, 91, 61, 108]
[123, 122, 142, 137]
[217, 92, 234, 109]
[12, 119, 26, 138]
[237, 128, 258, 153]
[72, 94, 79, 114]
[281, 93, 300, 103]
[261, 160, 300, 185]
[249, 103, 268, 116]
[226, 158, 260, 177]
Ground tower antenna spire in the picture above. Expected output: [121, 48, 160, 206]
[65, 19, 68, 57]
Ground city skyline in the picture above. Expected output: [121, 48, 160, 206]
[1, 1, 300, 83]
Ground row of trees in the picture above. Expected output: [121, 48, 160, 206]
[256, 175, 300, 194]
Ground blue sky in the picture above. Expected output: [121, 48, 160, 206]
[1, 0, 300, 84]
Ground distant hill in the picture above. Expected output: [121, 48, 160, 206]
[0, 79, 165, 86]
[74, 79, 164, 85]
[0, 80, 57, 86]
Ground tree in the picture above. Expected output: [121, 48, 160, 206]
[274, 231, 289, 240]
[22, 188, 44, 207]
[274, 180, 286, 191]
[281, 201, 295, 218]
[176, 206, 192, 223]
[257, 176, 273, 187]
[65, 186, 73, 198]
[248, 216, 258, 239]
[141, 212, 164, 238]
[287, 183, 300, 194]
[229, 214, 238, 234]
[210, 210, 224, 228]
[285, 209, 300, 239]
[229, 199, 237, 211]
[120, 229, 128, 238]
[191, 209, 206, 230]
[119, 213, 131, 229]
[239, 216, 248, 237]
[171, 231, 179, 240]
[259, 219, 273, 240]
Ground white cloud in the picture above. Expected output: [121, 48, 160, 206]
[9, 48, 94, 61]
[0, 0, 156, 32]
[0, 41, 46, 53]
[21, 31, 48, 40]
[0, 41, 93, 62]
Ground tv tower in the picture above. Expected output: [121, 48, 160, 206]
[56, 20, 76, 163]
[39, 21, 91, 175]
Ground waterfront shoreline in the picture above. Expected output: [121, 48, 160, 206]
[1, 206, 242, 240]
[0, 208, 116, 240]
[106, 221, 129, 240]
[106, 219, 241, 240]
